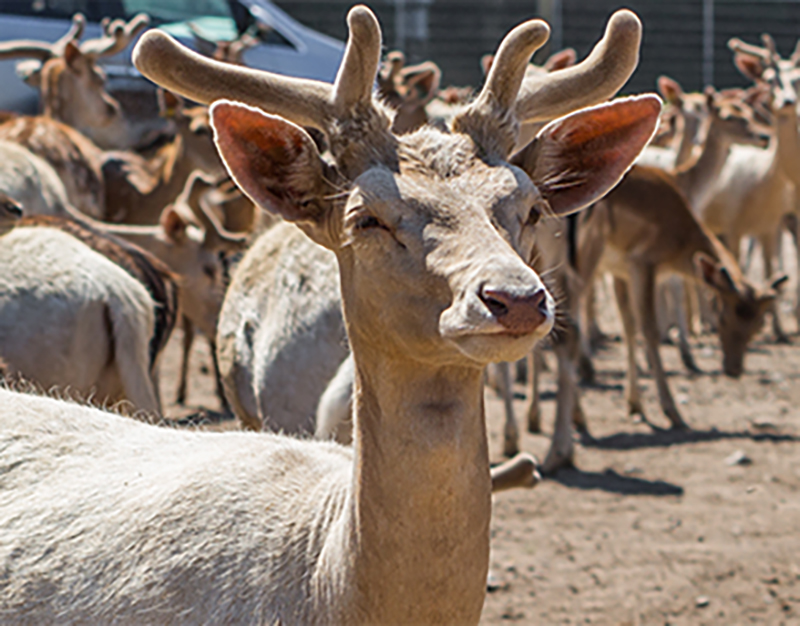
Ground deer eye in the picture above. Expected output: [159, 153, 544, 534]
[527, 206, 541, 227]
[355, 214, 385, 230]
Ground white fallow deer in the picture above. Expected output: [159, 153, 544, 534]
[0, 6, 658, 623]
[0, 214, 178, 415]
[700, 34, 800, 342]
[214, 10, 646, 444]
[0, 12, 161, 150]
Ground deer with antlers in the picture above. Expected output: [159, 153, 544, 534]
[0, 6, 657, 622]
[0, 13, 162, 150]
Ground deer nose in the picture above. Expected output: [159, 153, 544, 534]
[480, 287, 549, 335]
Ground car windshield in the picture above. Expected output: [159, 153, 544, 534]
[122, 0, 238, 39]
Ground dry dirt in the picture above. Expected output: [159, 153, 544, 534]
[158, 273, 800, 626]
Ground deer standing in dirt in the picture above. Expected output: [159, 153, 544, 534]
[577, 165, 783, 431]
[0, 6, 657, 623]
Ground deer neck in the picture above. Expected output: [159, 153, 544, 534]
[144, 135, 194, 209]
[676, 121, 737, 211]
[673, 114, 701, 169]
[775, 107, 800, 187]
[338, 336, 491, 624]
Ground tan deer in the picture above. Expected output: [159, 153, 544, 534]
[0, 12, 161, 150]
[212, 12, 648, 443]
[0, 7, 657, 623]
[577, 165, 784, 431]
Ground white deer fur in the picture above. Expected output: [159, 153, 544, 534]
[0, 140, 71, 216]
[0, 6, 657, 623]
[0, 225, 159, 413]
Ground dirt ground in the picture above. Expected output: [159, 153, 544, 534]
[157, 257, 800, 626]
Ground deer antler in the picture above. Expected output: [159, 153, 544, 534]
[515, 9, 643, 123]
[133, 6, 386, 134]
[178, 171, 248, 251]
[728, 37, 772, 62]
[80, 13, 150, 58]
[0, 12, 84, 62]
[452, 19, 550, 155]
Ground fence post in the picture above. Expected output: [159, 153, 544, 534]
[703, 0, 714, 87]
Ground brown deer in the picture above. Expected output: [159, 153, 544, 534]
[0, 7, 657, 623]
[577, 165, 784, 431]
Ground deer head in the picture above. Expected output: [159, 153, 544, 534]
[134, 5, 658, 369]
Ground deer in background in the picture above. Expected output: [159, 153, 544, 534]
[697, 34, 800, 342]
[577, 165, 784, 431]
[0, 12, 163, 150]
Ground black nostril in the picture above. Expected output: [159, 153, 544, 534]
[482, 295, 509, 318]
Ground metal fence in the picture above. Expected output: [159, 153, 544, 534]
[274, 0, 800, 93]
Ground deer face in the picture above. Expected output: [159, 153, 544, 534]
[332, 138, 552, 365]
[695, 252, 786, 378]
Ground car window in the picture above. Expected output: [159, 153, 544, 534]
[2, 0, 92, 20]
[121, 0, 231, 24]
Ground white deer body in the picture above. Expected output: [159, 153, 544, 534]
[0, 226, 158, 412]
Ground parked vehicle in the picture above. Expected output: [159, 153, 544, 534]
[0, 0, 344, 113]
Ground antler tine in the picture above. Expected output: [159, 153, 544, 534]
[471, 20, 551, 116]
[761, 33, 780, 65]
[0, 12, 85, 62]
[134, 30, 333, 131]
[728, 37, 771, 62]
[515, 9, 643, 123]
[82, 13, 150, 58]
[180, 171, 248, 251]
[332, 6, 382, 116]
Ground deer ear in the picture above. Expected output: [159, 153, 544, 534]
[211, 100, 330, 227]
[512, 95, 661, 217]
[657, 75, 684, 105]
[63, 41, 85, 71]
[734, 54, 765, 82]
[694, 252, 738, 293]
[160, 205, 189, 243]
[401, 62, 441, 104]
[543, 48, 576, 72]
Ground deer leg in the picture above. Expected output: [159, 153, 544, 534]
[526, 346, 542, 433]
[497, 361, 519, 457]
[490, 452, 540, 492]
[629, 264, 688, 430]
[541, 320, 583, 474]
[613, 275, 645, 421]
[176, 316, 193, 405]
[674, 277, 701, 373]
[208, 337, 231, 412]
[789, 214, 800, 327]
[577, 288, 597, 385]
[762, 232, 790, 343]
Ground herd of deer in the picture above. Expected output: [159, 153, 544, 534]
[0, 4, 797, 622]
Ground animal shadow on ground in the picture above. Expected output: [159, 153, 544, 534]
[548, 467, 684, 496]
[580, 426, 800, 450]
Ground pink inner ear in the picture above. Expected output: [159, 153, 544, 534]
[657, 76, 682, 104]
[734, 54, 764, 81]
[210, 101, 323, 223]
[530, 95, 661, 216]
